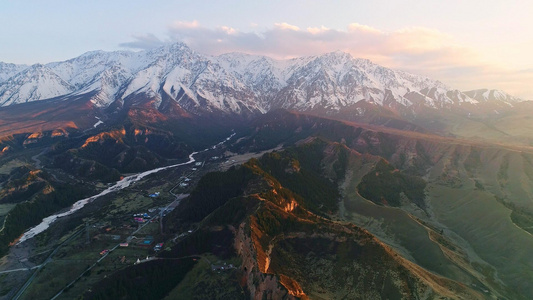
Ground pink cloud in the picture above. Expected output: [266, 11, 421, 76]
[274, 22, 300, 31]
[220, 26, 237, 35]
[121, 21, 532, 99]
[348, 23, 383, 35]
[307, 25, 330, 35]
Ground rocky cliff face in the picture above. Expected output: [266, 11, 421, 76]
[235, 220, 298, 300]
[198, 143, 485, 299]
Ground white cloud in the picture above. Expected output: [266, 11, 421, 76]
[307, 26, 330, 35]
[220, 26, 236, 35]
[348, 23, 383, 35]
[274, 22, 300, 31]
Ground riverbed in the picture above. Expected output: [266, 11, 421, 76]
[18, 133, 235, 243]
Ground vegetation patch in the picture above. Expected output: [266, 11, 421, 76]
[0, 183, 91, 256]
[357, 159, 426, 208]
[171, 166, 256, 224]
[84, 259, 196, 300]
[165, 255, 245, 300]
[249, 140, 342, 214]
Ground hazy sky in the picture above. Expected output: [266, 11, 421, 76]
[1, 0, 532, 98]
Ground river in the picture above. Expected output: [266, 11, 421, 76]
[18, 132, 235, 243]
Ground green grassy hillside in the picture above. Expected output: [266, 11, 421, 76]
[159, 139, 482, 299]
[237, 110, 533, 299]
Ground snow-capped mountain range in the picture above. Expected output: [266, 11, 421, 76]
[0, 42, 523, 114]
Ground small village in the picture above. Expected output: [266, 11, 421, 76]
[2, 146, 263, 299]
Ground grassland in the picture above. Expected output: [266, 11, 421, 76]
[164, 255, 244, 300]
[0, 158, 206, 299]
[0, 204, 16, 229]
[0, 159, 26, 175]
[338, 138, 533, 299]
[427, 184, 533, 299]
[19, 222, 155, 300]
[3, 109, 533, 299]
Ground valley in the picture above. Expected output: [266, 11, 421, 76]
[0, 133, 245, 299]
[1, 109, 533, 298]
[0, 43, 532, 299]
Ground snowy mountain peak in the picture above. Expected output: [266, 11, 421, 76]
[464, 89, 522, 103]
[145, 42, 197, 62]
[319, 50, 354, 62]
[0, 62, 28, 83]
[0, 43, 523, 115]
[0, 64, 74, 106]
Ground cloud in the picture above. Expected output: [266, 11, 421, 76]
[118, 33, 165, 50]
[274, 22, 300, 31]
[161, 21, 468, 62]
[171, 20, 200, 29]
[120, 21, 532, 98]
[307, 25, 330, 35]
[220, 26, 237, 35]
[348, 23, 383, 35]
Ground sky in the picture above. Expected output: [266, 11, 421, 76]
[1, 0, 533, 98]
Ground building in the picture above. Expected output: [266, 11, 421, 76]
[153, 243, 164, 251]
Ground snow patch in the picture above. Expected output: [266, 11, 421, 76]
[93, 117, 103, 128]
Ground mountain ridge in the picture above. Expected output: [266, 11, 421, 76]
[0, 42, 525, 114]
